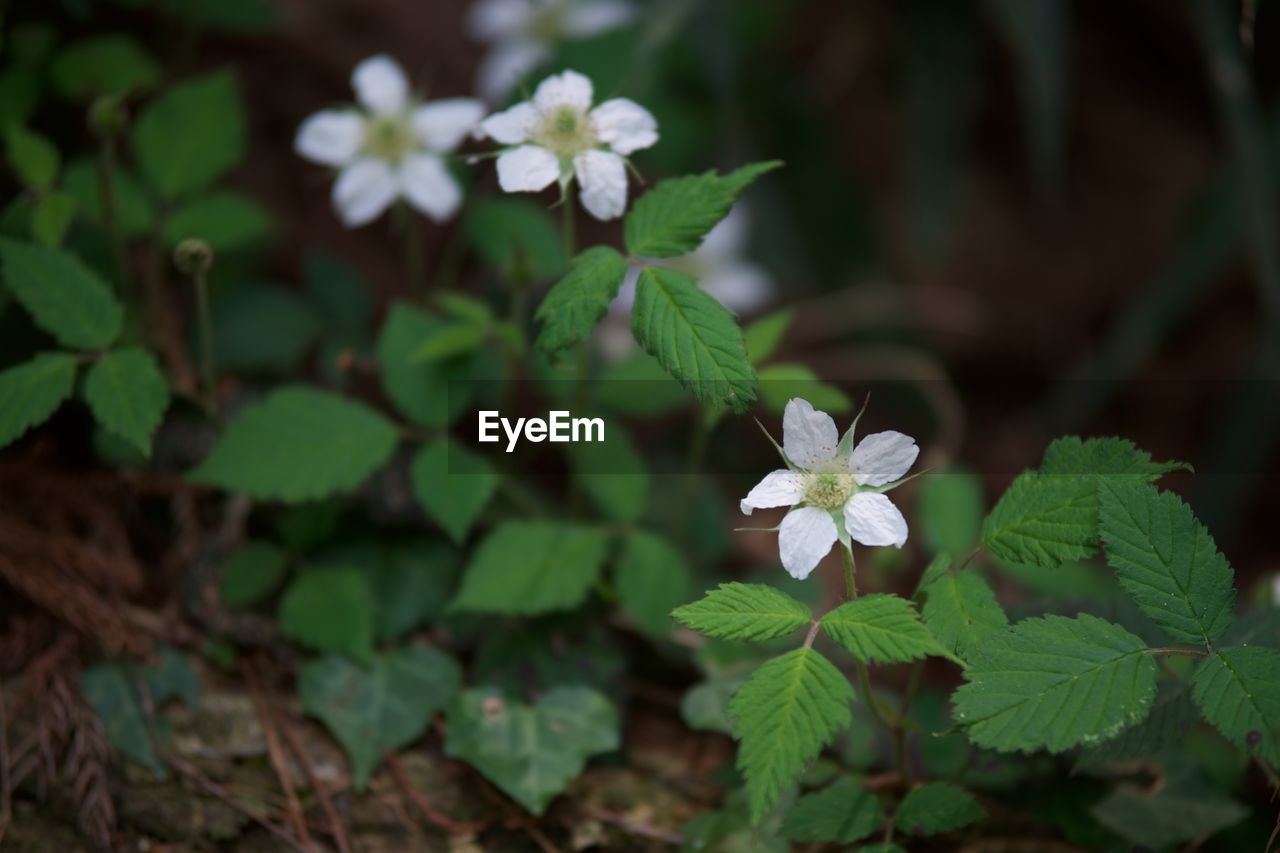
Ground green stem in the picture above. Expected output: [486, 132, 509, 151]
[192, 263, 216, 419]
[561, 195, 576, 258]
[840, 543, 858, 600]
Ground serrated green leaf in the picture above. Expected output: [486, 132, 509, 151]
[895, 782, 984, 836]
[368, 542, 460, 641]
[189, 386, 398, 501]
[630, 266, 756, 412]
[781, 777, 881, 844]
[614, 530, 692, 636]
[30, 190, 77, 246]
[730, 648, 855, 822]
[1077, 682, 1198, 767]
[163, 190, 273, 252]
[981, 472, 1096, 567]
[1099, 479, 1235, 647]
[624, 161, 782, 258]
[219, 540, 289, 608]
[6, 125, 59, 191]
[445, 686, 619, 815]
[1040, 435, 1188, 478]
[299, 646, 461, 790]
[50, 34, 160, 99]
[83, 347, 169, 456]
[278, 567, 374, 662]
[743, 309, 792, 365]
[132, 71, 246, 200]
[1190, 644, 1280, 765]
[920, 569, 1008, 660]
[952, 614, 1157, 753]
[451, 521, 609, 614]
[821, 593, 952, 665]
[1090, 767, 1247, 848]
[0, 352, 77, 448]
[0, 237, 123, 350]
[533, 246, 628, 354]
[673, 583, 812, 642]
[410, 439, 497, 543]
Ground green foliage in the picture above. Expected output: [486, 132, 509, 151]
[376, 302, 469, 428]
[219, 541, 289, 608]
[614, 530, 692, 636]
[534, 246, 628, 354]
[210, 284, 321, 374]
[729, 647, 855, 821]
[1190, 645, 1280, 765]
[895, 782, 984, 835]
[743, 309, 792, 365]
[820, 593, 952, 665]
[50, 34, 160, 99]
[952, 614, 1156, 753]
[31, 190, 77, 246]
[365, 542, 459, 641]
[918, 471, 984, 556]
[189, 386, 399, 501]
[132, 71, 246, 200]
[1090, 767, 1247, 849]
[623, 161, 782, 258]
[6, 125, 59, 191]
[445, 686, 619, 815]
[61, 159, 154, 238]
[451, 521, 610, 614]
[566, 424, 649, 523]
[1098, 479, 1235, 647]
[82, 347, 169, 456]
[629, 266, 757, 412]
[1078, 683, 1198, 767]
[278, 567, 375, 662]
[410, 440, 497, 543]
[920, 567, 1008, 660]
[757, 363, 851, 414]
[0, 352, 77, 448]
[164, 190, 274, 252]
[80, 648, 197, 775]
[673, 583, 812, 642]
[298, 646, 461, 790]
[0, 237, 123, 350]
[1038, 436, 1188, 478]
[780, 777, 881, 844]
[464, 196, 567, 281]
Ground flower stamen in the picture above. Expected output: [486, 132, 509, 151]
[804, 471, 854, 510]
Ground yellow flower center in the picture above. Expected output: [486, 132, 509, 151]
[534, 106, 597, 158]
[804, 471, 854, 510]
[363, 114, 416, 163]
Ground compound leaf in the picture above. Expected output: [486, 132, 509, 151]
[83, 347, 169, 456]
[0, 237, 122, 350]
[821, 593, 953, 665]
[672, 582, 811, 642]
[1190, 644, 1280, 765]
[0, 352, 77, 448]
[534, 245, 628, 354]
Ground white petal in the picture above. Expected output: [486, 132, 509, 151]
[850, 430, 919, 487]
[574, 149, 627, 220]
[782, 398, 838, 471]
[294, 110, 363, 166]
[589, 98, 657, 155]
[352, 54, 409, 115]
[740, 469, 805, 515]
[466, 0, 532, 41]
[480, 101, 538, 144]
[843, 492, 908, 548]
[413, 98, 486, 151]
[476, 40, 547, 102]
[495, 144, 560, 192]
[607, 265, 640, 315]
[398, 155, 462, 222]
[533, 69, 594, 113]
[332, 159, 398, 227]
[701, 261, 773, 314]
[562, 0, 637, 36]
[778, 507, 838, 580]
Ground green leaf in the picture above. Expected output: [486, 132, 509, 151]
[533, 246, 628, 354]
[30, 190, 77, 246]
[6, 125, 59, 191]
[278, 567, 375, 663]
[367, 542, 460, 641]
[781, 777, 881, 844]
[464, 196, 566, 281]
[61, 159, 154, 238]
[0, 352, 77, 448]
[629, 266, 757, 412]
[132, 71, 246, 200]
[376, 302, 471, 428]
[1077, 682, 1198, 767]
[410, 321, 485, 363]
[80, 664, 162, 773]
[729, 648, 855, 821]
[211, 283, 321, 374]
[672, 582, 812, 642]
[758, 363, 851, 414]
[219, 540, 289, 608]
[1040, 435, 1188, 478]
[895, 782, 984, 836]
[445, 686, 619, 815]
[566, 423, 649, 523]
[189, 386, 399, 502]
[920, 568, 1008, 660]
[1090, 767, 1247, 849]
[163, 190, 273, 252]
[1098, 479, 1235, 647]
[981, 471, 1096, 567]
[614, 530, 692, 636]
[299, 646, 461, 790]
[451, 521, 610, 614]
[1190, 644, 1280, 765]
[743, 309, 792, 365]
[304, 251, 373, 339]
[918, 471, 984, 556]
[82, 347, 169, 456]
[953, 614, 1156, 753]
[410, 440, 497, 543]
[681, 672, 747, 735]
[821, 593, 952, 665]
[50, 34, 160, 99]
[624, 161, 782, 258]
[0, 237, 123, 350]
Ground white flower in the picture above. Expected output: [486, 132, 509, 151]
[741, 398, 919, 580]
[479, 69, 657, 221]
[295, 55, 485, 227]
[467, 0, 636, 102]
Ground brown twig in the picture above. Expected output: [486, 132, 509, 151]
[385, 751, 487, 836]
[164, 752, 309, 853]
[244, 660, 314, 851]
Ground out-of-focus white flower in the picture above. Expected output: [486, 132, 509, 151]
[467, 0, 636, 102]
[295, 55, 485, 227]
[741, 399, 918, 580]
[479, 69, 656, 220]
